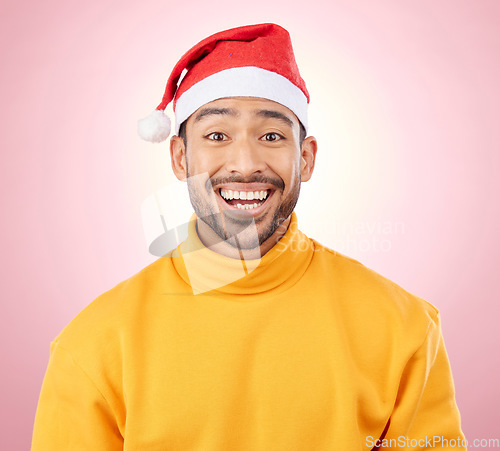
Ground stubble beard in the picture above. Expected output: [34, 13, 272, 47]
[186, 171, 301, 251]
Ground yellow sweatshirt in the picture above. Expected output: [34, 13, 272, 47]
[32, 213, 466, 450]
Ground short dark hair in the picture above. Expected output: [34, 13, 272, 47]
[177, 120, 307, 149]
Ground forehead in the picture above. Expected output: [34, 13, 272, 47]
[187, 97, 299, 128]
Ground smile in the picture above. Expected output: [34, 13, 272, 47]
[217, 188, 273, 212]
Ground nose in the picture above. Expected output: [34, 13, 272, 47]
[224, 136, 267, 177]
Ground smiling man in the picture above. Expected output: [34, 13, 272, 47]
[32, 23, 466, 450]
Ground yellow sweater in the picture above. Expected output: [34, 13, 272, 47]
[32, 213, 466, 450]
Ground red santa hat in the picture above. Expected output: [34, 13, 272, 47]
[138, 23, 310, 143]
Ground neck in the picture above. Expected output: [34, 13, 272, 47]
[171, 212, 313, 296]
[195, 215, 292, 260]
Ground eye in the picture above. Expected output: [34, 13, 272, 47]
[206, 132, 227, 141]
[261, 132, 284, 142]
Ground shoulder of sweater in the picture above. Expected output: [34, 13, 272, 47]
[307, 237, 440, 327]
[54, 250, 180, 349]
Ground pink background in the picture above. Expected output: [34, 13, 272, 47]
[1, 0, 499, 448]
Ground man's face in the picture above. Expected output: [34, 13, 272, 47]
[171, 97, 316, 252]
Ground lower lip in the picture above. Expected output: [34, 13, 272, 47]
[216, 190, 274, 217]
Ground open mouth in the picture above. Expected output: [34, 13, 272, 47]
[218, 188, 272, 211]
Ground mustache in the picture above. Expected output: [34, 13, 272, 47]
[207, 174, 285, 192]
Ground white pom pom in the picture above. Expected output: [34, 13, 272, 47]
[137, 110, 171, 143]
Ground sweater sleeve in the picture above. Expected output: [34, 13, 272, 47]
[383, 311, 467, 450]
[32, 340, 123, 450]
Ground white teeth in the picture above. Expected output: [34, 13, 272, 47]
[236, 203, 261, 210]
[220, 189, 269, 201]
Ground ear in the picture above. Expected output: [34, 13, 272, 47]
[300, 136, 318, 182]
[170, 135, 187, 181]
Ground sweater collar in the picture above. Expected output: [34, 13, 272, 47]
[171, 212, 314, 296]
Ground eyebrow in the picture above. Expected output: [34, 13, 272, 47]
[194, 107, 239, 122]
[255, 109, 294, 129]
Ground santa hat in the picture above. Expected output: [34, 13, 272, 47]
[138, 23, 309, 143]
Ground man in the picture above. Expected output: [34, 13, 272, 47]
[32, 23, 466, 450]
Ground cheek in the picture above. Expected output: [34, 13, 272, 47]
[268, 156, 301, 184]
[186, 149, 223, 175]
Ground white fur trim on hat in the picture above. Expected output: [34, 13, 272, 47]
[138, 109, 172, 143]
[174, 67, 308, 133]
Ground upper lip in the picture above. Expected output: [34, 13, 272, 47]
[214, 183, 276, 192]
